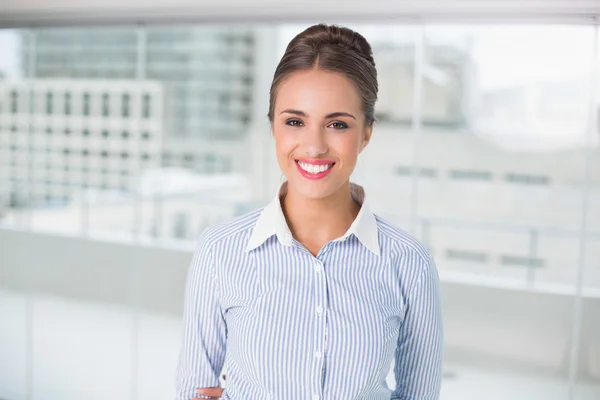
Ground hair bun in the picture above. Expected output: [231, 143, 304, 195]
[292, 24, 376, 67]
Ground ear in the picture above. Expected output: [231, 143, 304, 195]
[359, 123, 373, 153]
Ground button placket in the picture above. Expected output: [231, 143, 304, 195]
[312, 257, 327, 397]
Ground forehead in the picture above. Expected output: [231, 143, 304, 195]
[274, 69, 362, 115]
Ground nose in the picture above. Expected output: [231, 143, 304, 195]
[300, 125, 328, 157]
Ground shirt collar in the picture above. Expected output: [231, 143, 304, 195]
[245, 181, 380, 256]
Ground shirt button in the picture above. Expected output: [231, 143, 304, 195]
[316, 305, 323, 314]
[314, 262, 322, 272]
[312, 395, 319, 400]
[315, 350, 322, 359]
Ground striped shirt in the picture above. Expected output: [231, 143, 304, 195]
[176, 182, 443, 400]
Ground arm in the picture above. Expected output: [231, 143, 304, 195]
[176, 228, 227, 400]
[391, 253, 444, 400]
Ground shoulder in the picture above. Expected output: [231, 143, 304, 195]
[374, 214, 435, 269]
[374, 215, 439, 296]
[198, 207, 264, 251]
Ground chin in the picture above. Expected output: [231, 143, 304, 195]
[287, 176, 341, 200]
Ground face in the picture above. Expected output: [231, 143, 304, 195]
[272, 69, 372, 200]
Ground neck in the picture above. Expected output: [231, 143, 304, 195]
[281, 181, 360, 245]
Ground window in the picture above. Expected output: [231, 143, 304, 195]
[102, 93, 110, 117]
[10, 90, 18, 113]
[46, 127, 52, 135]
[142, 93, 151, 119]
[141, 131, 151, 140]
[46, 92, 53, 114]
[172, 211, 189, 239]
[446, 249, 489, 263]
[101, 150, 108, 158]
[120, 152, 129, 159]
[82, 92, 90, 116]
[102, 130, 109, 138]
[82, 129, 90, 137]
[500, 255, 545, 268]
[395, 165, 437, 178]
[122, 93, 130, 118]
[121, 130, 130, 139]
[505, 173, 550, 186]
[64, 128, 71, 136]
[450, 170, 493, 181]
[64, 92, 71, 115]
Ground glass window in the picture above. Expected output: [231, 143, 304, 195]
[82, 92, 90, 116]
[142, 93, 151, 119]
[122, 93, 130, 118]
[64, 92, 71, 115]
[2, 23, 597, 400]
[10, 90, 17, 113]
[102, 93, 110, 117]
[46, 91, 53, 114]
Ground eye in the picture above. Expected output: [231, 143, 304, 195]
[285, 119, 304, 127]
[328, 121, 348, 130]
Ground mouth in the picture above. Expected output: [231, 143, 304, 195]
[295, 160, 335, 180]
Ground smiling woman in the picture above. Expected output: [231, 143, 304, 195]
[176, 23, 443, 400]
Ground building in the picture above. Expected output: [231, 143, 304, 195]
[22, 27, 255, 141]
[0, 79, 164, 209]
[18, 27, 258, 180]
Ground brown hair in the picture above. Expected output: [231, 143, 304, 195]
[268, 24, 378, 126]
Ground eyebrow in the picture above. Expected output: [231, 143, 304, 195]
[280, 109, 356, 120]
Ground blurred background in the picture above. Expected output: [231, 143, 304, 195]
[0, 1, 599, 400]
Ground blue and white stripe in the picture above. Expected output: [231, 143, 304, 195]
[176, 183, 443, 400]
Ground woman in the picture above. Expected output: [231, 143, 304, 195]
[176, 23, 443, 400]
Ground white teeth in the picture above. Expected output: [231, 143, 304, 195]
[298, 161, 333, 174]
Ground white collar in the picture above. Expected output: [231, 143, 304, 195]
[245, 181, 380, 256]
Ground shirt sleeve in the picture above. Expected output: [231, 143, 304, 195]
[175, 228, 227, 400]
[391, 252, 444, 400]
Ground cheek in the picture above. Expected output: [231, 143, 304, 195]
[273, 131, 295, 163]
[331, 134, 362, 164]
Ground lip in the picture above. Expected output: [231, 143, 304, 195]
[295, 158, 335, 165]
[295, 160, 335, 180]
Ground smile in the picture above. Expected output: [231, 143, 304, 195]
[295, 160, 335, 180]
